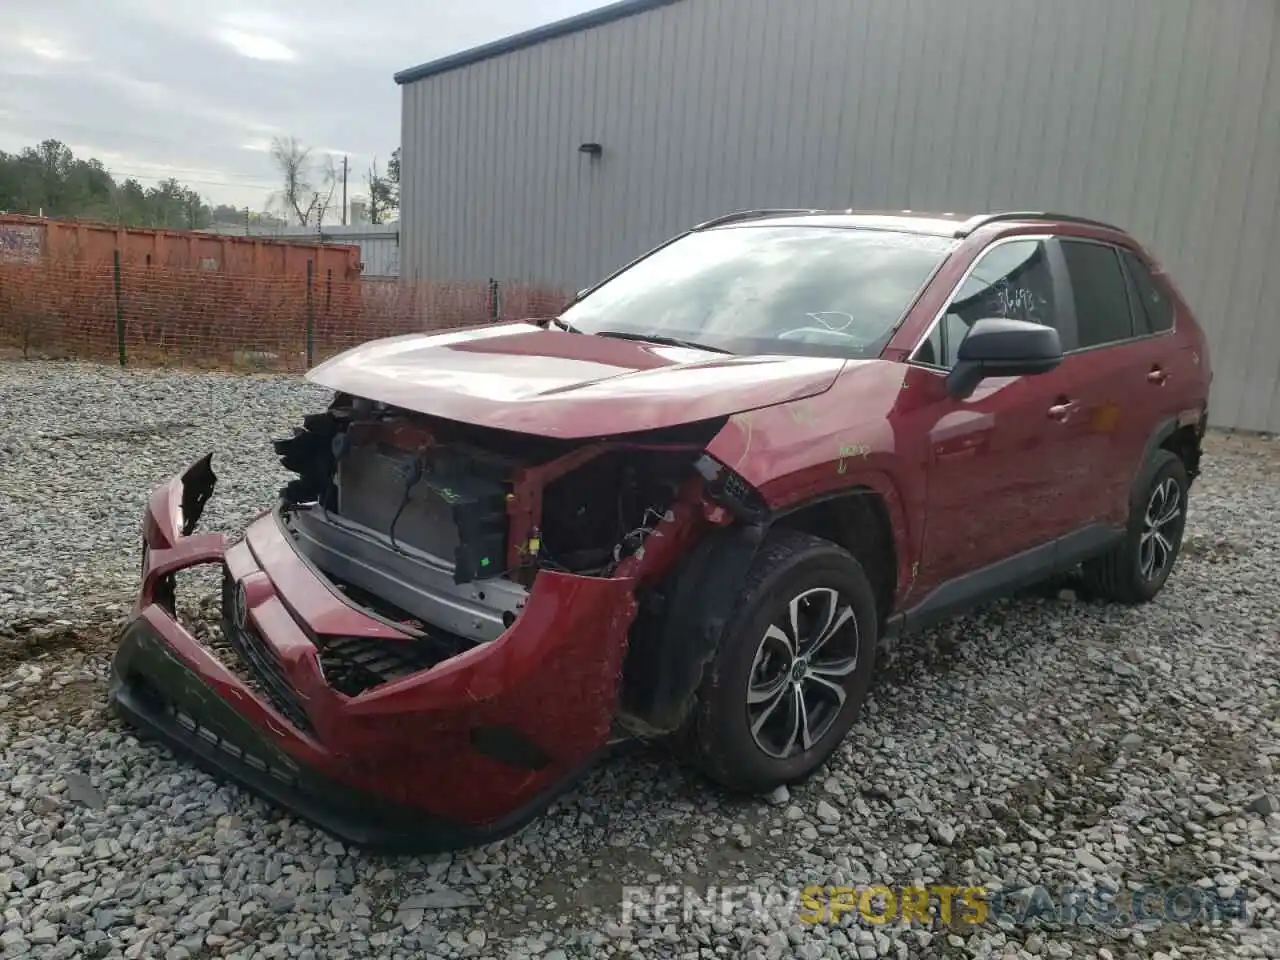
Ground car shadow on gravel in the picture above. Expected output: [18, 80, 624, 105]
[49, 421, 199, 442]
[0, 620, 118, 724]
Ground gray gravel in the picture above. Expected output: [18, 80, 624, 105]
[2, 359, 1279, 960]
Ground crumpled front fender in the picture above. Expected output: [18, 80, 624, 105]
[137, 454, 227, 611]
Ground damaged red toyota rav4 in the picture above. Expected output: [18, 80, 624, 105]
[111, 210, 1211, 851]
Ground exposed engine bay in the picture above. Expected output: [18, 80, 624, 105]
[272, 391, 726, 656]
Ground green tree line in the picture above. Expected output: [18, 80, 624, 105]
[0, 139, 281, 230]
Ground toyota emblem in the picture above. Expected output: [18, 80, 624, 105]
[232, 581, 249, 631]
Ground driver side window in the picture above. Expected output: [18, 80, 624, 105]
[916, 239, 1058, 369]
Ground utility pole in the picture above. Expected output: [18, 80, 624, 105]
[341, 155, 348, 226]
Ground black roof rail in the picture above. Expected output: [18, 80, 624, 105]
[955, 211, 1125, 237]
[692, 208, 825, 231]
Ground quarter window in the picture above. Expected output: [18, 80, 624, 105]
[1061, 240, 1134, 348]
[1121, 249, 1174, 334]
[916, 239, 1058, 369]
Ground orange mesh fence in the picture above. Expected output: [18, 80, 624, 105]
[0, 259, 570, 372]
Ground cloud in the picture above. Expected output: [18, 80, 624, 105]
[215, 29, 298, 63]
[16, 35, 85, 63]
[0, 0, 605, 212]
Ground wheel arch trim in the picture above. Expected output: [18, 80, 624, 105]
[1130, 416, 1183, 512]
[616, 522, 767, 736]
[766, 471, 917, 612]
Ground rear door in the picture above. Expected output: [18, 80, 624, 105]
[1054, 238, 1183, 529]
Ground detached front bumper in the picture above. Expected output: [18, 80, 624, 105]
[110, 456, 638, 853]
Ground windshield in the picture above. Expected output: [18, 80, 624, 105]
[562, 225, 955, 358]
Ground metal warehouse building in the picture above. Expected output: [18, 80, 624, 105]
[395, 0, 1280, 432]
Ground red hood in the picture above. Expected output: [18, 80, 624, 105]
[306, 323, 845, 438]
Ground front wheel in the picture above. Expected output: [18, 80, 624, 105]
[684, 529, 878, 794]
[1081, 449, 1189, 603]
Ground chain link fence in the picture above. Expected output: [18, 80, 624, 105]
[0, 255, 569, 373]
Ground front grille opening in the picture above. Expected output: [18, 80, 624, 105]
[325, 575, 433, 631]
[317, 634, 463, 697]
[217, 573, 315, 736]
[322, 566, 504, 650]
[317, 575, 480, 696]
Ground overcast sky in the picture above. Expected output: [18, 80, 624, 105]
[0, 0, 602, 213]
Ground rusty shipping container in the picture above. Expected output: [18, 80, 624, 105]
[0, 214, 361, 279]
[0, 214, 367, 367]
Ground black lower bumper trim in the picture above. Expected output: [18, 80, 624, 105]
[109, 618, 607, 854]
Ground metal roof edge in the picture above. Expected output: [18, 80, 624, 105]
[394, 0, 682, 85]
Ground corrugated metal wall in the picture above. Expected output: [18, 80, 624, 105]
[202, 224, 401, 277]
[326, 228, 399, 278]
[400, 0, 1280, 431]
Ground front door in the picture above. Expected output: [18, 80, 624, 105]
[903, 236, 1082, 600]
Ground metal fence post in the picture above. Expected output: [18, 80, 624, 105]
[112, 249, 126, 366]
[305, 259, 315, 368]
[488, 278, 500, 320]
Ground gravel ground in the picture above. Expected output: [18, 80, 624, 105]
[2, 359, 1279, 960]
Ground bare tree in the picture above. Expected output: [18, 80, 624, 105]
[269, 136, 313, 225]
[269, 136, 338, 227]
[365, 154, 397, 225]
[312, 153, 338, 225]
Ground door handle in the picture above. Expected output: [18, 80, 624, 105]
[1147, 367, 1169, 385]
[1047, 400, 1080, 422]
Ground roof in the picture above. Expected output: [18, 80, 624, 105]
[757, 213, 969, 237]
[691, 209, 1126, 239]
[394, 0, 682, 85]
[693, 209, 972, 238]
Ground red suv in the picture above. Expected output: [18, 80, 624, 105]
[111, 210, 1211, 852]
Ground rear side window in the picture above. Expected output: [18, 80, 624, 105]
[1060, 241, 1134, 348]
[1121, 249, 1174, 333]
[916, 238, 1058, 368]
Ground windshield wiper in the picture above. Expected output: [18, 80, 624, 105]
[592, 331, 731, 354]
[543, 316, 581, 333]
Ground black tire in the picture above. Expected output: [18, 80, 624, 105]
[1081, 450, 1189, 604]
[684, 528, 878, 794]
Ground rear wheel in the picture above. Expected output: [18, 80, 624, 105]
[684, 529, 878, 793]
[1081, 450, 1189, 603]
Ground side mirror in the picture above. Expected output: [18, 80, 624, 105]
[945, 317, 1063, 398]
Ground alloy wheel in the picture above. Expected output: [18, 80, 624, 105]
[746, 586, 860, 760]
[1140, 476, 1182, 581]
